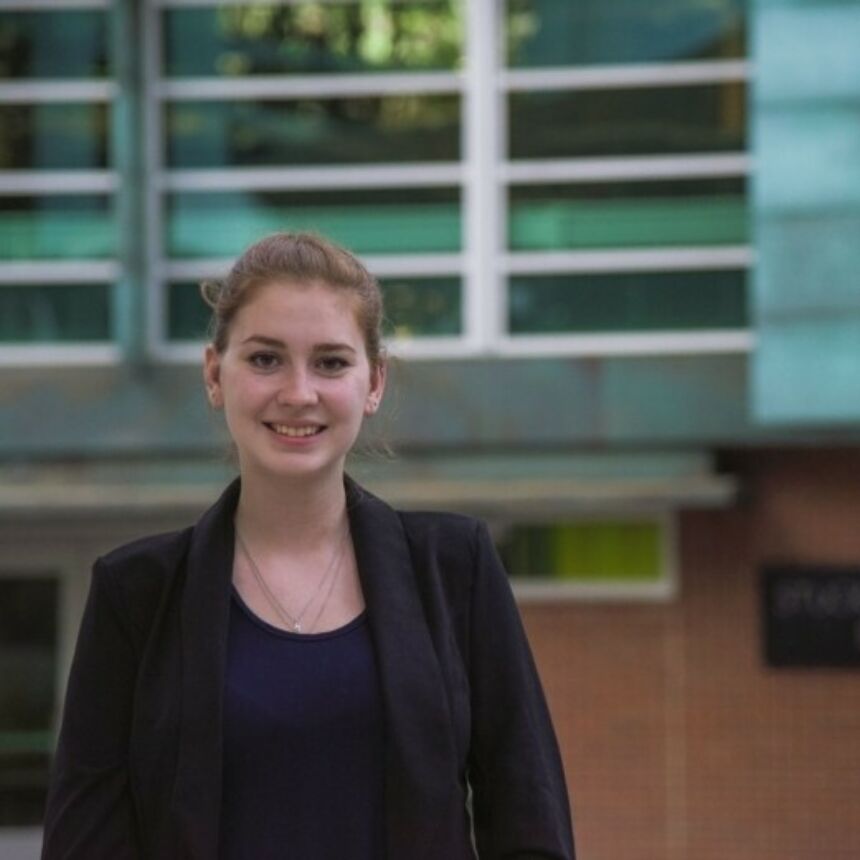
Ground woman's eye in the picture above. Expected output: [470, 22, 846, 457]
[317, 356, 349, 373]
[249, 352, 279, 370]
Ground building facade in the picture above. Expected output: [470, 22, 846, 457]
[1, 1, 859, 857]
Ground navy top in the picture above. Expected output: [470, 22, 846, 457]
[220, 588, 386, 860]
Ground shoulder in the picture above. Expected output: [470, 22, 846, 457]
[98, 526, 193, 582]
[92, 527, 193, 638]
[396, 509, 493, 570]
[397, 509, 483, 549]
[395, 509, 501, 604]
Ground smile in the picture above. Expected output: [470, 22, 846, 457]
[265, 423, 325, 438]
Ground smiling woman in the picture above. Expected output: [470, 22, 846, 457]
[41, 232, 575, 860]
[203, 278, 384, 487]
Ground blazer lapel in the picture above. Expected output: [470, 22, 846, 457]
[347, 480, 462, 859]
[171, 479, 238, 859]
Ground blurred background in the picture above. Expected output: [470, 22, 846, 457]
[1, 0, 860, 858]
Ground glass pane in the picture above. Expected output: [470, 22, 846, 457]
[382, 276, 461, 337]
[509, 83, 745, 159]
[508, 270, 747, 334]
[498, 521, 663, 581]
[0, 11, 107, 79]
[0, 104, 109, 170]
[0, 285, 111, 342]
[506, 0, 745, 67]
[168, 282, 209, 342]
[166, 96, 460, 167]
[509, 178, 747, 250]
[0, 196, 116, 260]
[167, 188, 461, 258]
[0, 577, 58, 826]
[167, 275, 462, 341]
[164, 2, 461, 76]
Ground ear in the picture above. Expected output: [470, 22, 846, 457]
[203, 344, 224, 409]
[364, 359, 387, 416]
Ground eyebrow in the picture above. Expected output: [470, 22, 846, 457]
[241, 335, 356, 353]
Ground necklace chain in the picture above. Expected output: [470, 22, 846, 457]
[236, 521, 349, 634]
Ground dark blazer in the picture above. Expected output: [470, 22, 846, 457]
[42, 478, 574, 860]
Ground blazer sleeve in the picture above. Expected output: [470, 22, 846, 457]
[467, 521, 575, 860]
[42, 558, 140, 860]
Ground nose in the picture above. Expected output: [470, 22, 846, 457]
[276, 367, 319, 407]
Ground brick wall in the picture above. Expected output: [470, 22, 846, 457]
[521, 448, 860, 860]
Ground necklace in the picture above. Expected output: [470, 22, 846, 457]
[236, 521, 349, 633]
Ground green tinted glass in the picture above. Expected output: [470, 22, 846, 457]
[506, 0, 745, 67]
[164, 2, 461, 76]
[166, 96, 460, 168]
[0, 11, 107, 79]
[167, 276, 462, 342]
[0, 578, 57, 826]
[382, 276, 461, 337]
[509, 178, 747, 250]
[508, 270, 747, 334]
[509, 83, 745, 159]
[0, 196, 115, 260]
[0, 285, 111, 342]
[499, 521, 663, 581]
[0, 104, 109, 170]
[168, 282, 209, 342]
[167, 188, 461, 258]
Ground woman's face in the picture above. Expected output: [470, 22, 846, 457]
[203, 280, 385, 485]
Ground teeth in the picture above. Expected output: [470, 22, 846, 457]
[271, 424, 320, 438]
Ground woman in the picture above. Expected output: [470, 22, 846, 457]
[42, 232, 574, 860]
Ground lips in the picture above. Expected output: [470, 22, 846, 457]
[265, 422, 325, 438]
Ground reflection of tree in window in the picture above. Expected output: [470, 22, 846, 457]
[165, 2, 460, 77]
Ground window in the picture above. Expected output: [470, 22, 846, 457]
[0, 576, 59, 827]
[0, 0, 751, 363]
[150, 0, 465, 360]
[498, 514, 677, 600]
[500, 0, 749, 356]
[0, 1, 116, 363]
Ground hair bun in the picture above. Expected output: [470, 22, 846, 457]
[199, 279, 223, 310]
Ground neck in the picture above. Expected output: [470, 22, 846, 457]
[234, 468, 348, 552]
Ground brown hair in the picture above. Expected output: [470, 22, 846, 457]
[200, 231, 385, 368]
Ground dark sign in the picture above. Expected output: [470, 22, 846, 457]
[762, 566, 860, 668]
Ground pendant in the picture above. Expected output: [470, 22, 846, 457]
[293, 621, 302, 633]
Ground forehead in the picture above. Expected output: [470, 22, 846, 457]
[232, 279, 362, 338]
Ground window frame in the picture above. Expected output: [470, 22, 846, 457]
[500, 509, 680, 602]
[0, 0, 752, 363]
[0, 0, 117, 363]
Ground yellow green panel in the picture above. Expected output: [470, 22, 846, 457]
[499, 521, 663, 582]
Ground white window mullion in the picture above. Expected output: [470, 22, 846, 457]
[163, 254, 464, 283]
[502, 153, 751, 184]
[0, 345, 119, 365]
[501, 60, 750, 92]
[160, 72, 462, 101]
[503, 247, 754, 276]
[463, 0, 504, 352]
[0, 170, 117, 195]
[0, 81, 116, 104]
[0, 261, 118, 283]
[0, 0, 108, 9]
[162, 164, 463, 193]
[496, 331, 754, 358]
[143, 0, 166, 356]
